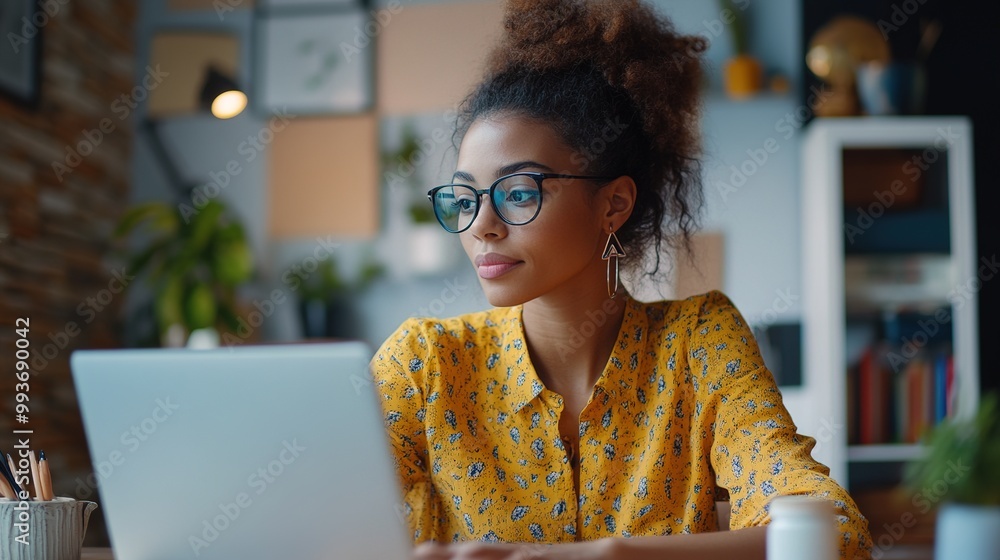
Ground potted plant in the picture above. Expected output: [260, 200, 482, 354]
[290, 254, 384, 339]
[382, 122, 435, 224]
[720, 0, 762, 99]
[114, 199, 254, 347]
[904, 393, 1000, 560]
[381, 121, 457, 274]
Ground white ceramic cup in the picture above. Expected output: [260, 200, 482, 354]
[0, 497, 98, 560]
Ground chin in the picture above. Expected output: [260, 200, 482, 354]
[480, 283, 531, 308]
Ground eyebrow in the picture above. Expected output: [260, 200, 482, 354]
[452, 160, 556, 184]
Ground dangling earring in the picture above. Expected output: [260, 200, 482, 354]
[601, 226, 625, 298]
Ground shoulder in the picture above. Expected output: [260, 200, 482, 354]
[642, 289, 749, 338]
[643, 290, 763, 378]
[369, 307, 515, 380]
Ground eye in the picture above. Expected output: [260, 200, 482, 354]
[455, 193, 477, 213]
[505, 189, 539, 205]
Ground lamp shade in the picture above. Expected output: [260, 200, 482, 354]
[199, 66, 246, 119]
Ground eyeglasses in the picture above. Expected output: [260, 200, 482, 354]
[426, 172, 615, 233]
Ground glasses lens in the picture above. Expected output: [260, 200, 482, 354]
[492, 174, 541, 225]
[432, 185, 478, 232]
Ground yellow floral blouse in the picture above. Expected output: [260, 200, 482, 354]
[370, 290, 872, 559]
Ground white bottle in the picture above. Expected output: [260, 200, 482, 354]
[766, 496, 837, 560]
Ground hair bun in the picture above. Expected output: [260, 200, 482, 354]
[487, 0, 707, 155]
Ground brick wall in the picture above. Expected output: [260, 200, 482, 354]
[0, 0, 136, 546]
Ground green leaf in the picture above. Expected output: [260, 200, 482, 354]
[185, 200, 224, 257]
[213, 239, 254, 287]
[126, 238, 172, 279]
[113, 202, 172, 239]
[154, 275, 185, 332]
[904, 393, 1000, 506]
[184, 282, 217, 331]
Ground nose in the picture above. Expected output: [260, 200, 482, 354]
[466, 191, 507, 239]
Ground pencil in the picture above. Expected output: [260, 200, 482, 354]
[0, 472, 15, 500]
[39, 451, 53, 501]
[0, 450, 23, 496]
[28, 449, 41, 500]
[5, 453, 15, 483]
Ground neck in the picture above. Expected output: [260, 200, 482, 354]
[521, 288, 630, 396]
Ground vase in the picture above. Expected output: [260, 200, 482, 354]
[409, 222, 457, 275]
[299, 297, 358, 339]
[935, 503, 1000, 560]
[723, 54, 762, 99]
[856, 61, 926, 115]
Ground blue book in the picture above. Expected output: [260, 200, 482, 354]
[934, 352, 947, 423]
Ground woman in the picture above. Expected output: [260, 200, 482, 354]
[370, 1, 872, 558]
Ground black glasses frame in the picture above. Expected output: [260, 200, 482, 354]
[426, 172, 616, 233]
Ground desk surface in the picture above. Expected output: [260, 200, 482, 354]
[82, 544, 933, 560]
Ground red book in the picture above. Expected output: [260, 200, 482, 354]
[907, 360, 921, 443]
[859, 348, 874, 445]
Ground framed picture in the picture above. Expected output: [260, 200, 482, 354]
[254, 7, 373, 115]
[0, 0, 42, 107]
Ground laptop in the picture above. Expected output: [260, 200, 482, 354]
[71, 342, 411, 560]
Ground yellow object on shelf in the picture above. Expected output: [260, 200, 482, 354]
[723, 54, 763, 99]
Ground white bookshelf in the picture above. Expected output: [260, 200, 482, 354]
[847, 444, 926, 463]
[800, 117, 979, 488]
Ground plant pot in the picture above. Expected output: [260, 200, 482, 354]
[409, 222, 457, 275]
[935, 503, 1000, 560]
[299, 297, 358, 339]
[723, 54, 763, 99]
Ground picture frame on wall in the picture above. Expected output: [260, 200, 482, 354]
[0, 0, 43, 108]
[254, 5, 373, 116]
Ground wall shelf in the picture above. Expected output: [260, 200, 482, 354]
[847, 444, 926, 463]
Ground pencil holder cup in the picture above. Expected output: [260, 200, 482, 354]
[0, 497, 98, 560]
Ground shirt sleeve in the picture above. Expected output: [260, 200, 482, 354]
[369, 318, 447, 543]
[688, 291, 873, 560]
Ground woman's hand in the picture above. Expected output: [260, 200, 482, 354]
[413, 539, 615, 560]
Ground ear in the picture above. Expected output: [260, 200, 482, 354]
[602, 176, 637, 230]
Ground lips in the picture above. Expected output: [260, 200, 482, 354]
[475, 253, 520, 267]
[475, 253, 522, 279]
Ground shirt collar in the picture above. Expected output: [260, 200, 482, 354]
[492, 296, 649, 414]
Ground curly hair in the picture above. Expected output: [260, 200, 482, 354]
[454, 0, 707, 280]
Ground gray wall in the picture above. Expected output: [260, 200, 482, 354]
[131, 0, 805, 350]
